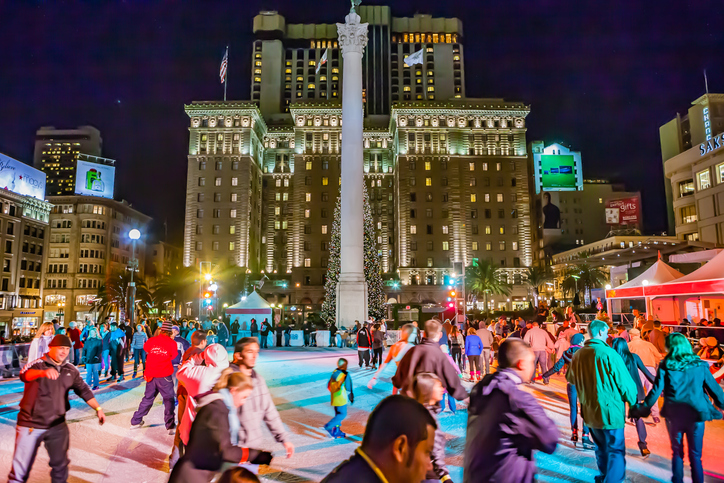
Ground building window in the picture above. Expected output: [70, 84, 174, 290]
[230, 225, 235, 234]
[305, 193, 312, 202]
[305, 209, 310, 218]
[322, 225, 328, 234]
[215, 177, 222, 186]
[678, 179, 695, 197]
[485, 242, 492, 251]
[306, 161, 313, 170]
[198, 178, 206, 187]
[427, 258, 434, 267]
[304, 258, 311, 267]
[470, 194, 477, 202]
[322, 177, 329, 186]
[512, 241, 519, 251]
[229, 242, 235, 251]
[229, 209, 237, 218]
[469, 162, 475, 171]
[425, 178, 432, 186]
[442, 241, 449, 251]
[697, 169, 711, 191]
[499, 241, 506, 251]
[231, 178, 238, 186]
[499, 226, 505, 235]
[497, 193, 504, 202]
[680, 205, 697, 224]
[410, 225, 417, 234]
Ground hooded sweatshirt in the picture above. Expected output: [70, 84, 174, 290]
[464, 369, 558, 483]
[177, 343, 230, 445]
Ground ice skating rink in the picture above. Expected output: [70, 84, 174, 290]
[0, 347, 723, 482]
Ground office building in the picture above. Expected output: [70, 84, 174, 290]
[251, 6, 464, 121]
[660, 93, 724, 234]
[42, 196, 151, 325]
[34, 126, 102, 196]
[184, 7, 536, 316]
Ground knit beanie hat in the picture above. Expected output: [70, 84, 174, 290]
[570, 333, 585, 346]
[161, 320, 174, 332]
[204, 344, 230, 369]
[49, 334, 72, 348]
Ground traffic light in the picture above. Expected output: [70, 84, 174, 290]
[447, 302, 454, 308]
[204, 292, 211, 298]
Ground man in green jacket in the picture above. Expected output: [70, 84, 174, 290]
[567, 320, 637, 483]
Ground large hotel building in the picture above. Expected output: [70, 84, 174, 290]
[183, 6, 534, 313]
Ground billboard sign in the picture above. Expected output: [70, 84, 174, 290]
[540, 154, 577, 190]
[75, 159, 115, 199]
[605, 196, 640, 226]
[532, 143, 583, 193]
[0, 152, 46, 200]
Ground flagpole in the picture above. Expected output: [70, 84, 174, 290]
[224, 45, 229, 102]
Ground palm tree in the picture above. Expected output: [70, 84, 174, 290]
[92, 271, 153, 322]
[152, 265, 197, 318]
[562, 263, 608, 307]
[465, 259, 511, 315]
[524, 266, 553, 307]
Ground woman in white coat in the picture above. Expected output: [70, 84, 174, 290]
[27, 322, 55, 363]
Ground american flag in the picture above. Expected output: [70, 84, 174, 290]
[219, 48, 228, 84]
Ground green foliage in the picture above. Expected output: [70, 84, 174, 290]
[562, 263, 608, 303]
[524, 266, 553, 297]
[465, 259, 511, 314]
[320, 196, 342, 325]
[92, 271, 152, 321]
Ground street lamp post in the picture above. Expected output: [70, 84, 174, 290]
[128, 229, 141, 327]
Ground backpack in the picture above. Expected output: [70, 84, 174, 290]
[328, 370, 346, 394]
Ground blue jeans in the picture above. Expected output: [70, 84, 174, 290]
[589, 427, 626, 483]
[86, 362, 100, 388]
[566, 383, 589, 435]
[667, 419, 705, 483]
[324, 404, 347, 431]
[73, 348, 81, 366]
[284, 334, 291, 346]
[443, 393, 456, 413]
[533, 350, 550, 383]
[133, 349, 146, 374]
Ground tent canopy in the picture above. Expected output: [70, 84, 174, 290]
[646, 249, 724, 298]
[225, 291, 273, 315]
[606, 259, 684, 300]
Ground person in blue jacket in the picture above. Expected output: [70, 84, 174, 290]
[611, 337, 655, 456]
[464, 328, 482, 382]
[541, 332, 592, 448]
[632, 333, 724, 483]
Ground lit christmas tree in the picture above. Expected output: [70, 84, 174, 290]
[321, 184, 386, 325]
[363, 184, 386, 320]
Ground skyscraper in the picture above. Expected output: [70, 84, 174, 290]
[34, 126, 102, 196]
[184, 6, 534, 316]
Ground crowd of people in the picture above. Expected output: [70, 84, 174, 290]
[6, 309, 724, 483]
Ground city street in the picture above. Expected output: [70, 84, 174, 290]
[0, 347, 722, 482]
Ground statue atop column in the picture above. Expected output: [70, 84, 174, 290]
[350, 0, 362, 14]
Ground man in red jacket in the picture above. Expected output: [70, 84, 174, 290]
[130, 320, 178, 433]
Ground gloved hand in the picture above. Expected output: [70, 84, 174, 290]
[349, 393, 354, 404]
[247, 449, 273, 465]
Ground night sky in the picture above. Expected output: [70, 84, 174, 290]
[2, 1, 722, 244]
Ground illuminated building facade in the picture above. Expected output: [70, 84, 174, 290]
[183, 7, 537, 315]
[33, 126, 102, 196]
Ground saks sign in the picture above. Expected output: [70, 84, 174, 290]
[700, 133, 724, 157]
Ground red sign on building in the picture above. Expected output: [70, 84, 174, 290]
[605, 196, 640, 226]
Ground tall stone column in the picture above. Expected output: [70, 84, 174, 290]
[335, 11, 369, 329]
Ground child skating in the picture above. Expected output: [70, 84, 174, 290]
[324, 358, 354, 438]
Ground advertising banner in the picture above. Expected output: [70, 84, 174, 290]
[605, 196, 640, 226]
[540, 154, 577, 190]
[0, 152, 46, 200]
[75, 159, 115, 199]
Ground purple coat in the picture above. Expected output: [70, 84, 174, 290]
[464, 369, 558, 483]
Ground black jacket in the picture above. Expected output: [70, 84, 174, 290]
[230, 321, 239, 334]
[250, 321, 259, 333]
[321, 451, 385, 483]
[169, 398, 266, 483]
[392, 339, 468, 400]
[18, 355, 95, 428]
[83, 338, 103, 365]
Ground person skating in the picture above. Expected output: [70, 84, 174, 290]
[83, 327, 103, 390]
[66, 321, 83, 366]
[172, 325, 191, 391]
[475, 321, 495, 376]
[321, 395, 437, 483]
[329, 322, 338, 347]
[169, 330, 208, 468]
[628, 328, 663, 424]
[8, 335, 106, 483]
[371, 323, 385, 369]
[324, 358, 354, 438]
[27, 322, 55, 363]
[449, 325, 465, 373]
[175, 343, 230, 466]
[259, 319, 270, 349]
[632, 333, 724, 483]
[131, 323, 148, 378]
[231, 319, 240, 346]
[121, 319, 134, 362]
[130, 320, 178, 433]
[392, 320, 468, 402]
[250, 318, 259, 341]
[169, 371, 273, 482]
[566, 319, 638, 483]
[216, 319, 230, 347]
[464, 339, 558, 483]
[465, 327, 482, 382]
[524, 321, 555, 384]
[539, 333, 592, 448]
[412, 373, 453, 483]
[356, 322, 372, 368]
[229, 338, 295, 460]
[107, 321, 126, 382]
[368, 324, 418, 392]
[611, 338, 655, 456]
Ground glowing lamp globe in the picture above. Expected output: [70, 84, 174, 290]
[129, 229, 141, 240]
